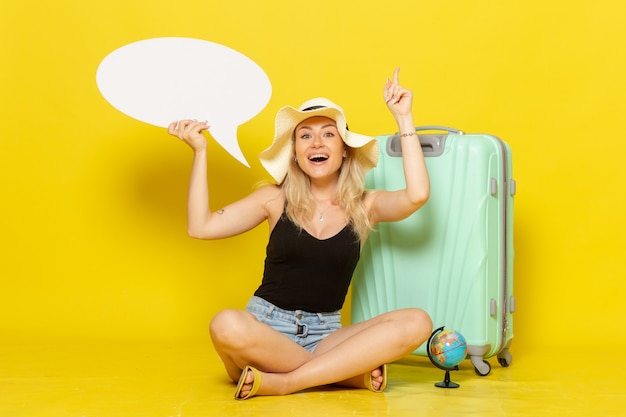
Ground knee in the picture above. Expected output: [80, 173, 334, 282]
[403, 308, 433, 350]
[209, 309, 254, 349]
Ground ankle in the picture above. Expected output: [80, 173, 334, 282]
[255, 370, 291, 396]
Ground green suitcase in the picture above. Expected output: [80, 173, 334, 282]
[352, 127, 515, 376]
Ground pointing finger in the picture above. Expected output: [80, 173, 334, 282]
[392, 67, 400, 85]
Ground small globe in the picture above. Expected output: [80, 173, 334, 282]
[428, 329, 468, 369]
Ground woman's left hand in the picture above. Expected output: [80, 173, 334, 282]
[384, 67, 413, 119]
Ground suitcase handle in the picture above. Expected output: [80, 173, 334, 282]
[387, 126, 462, 157]
[414, 125, 464, 135]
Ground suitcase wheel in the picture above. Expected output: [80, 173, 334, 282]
[471, 356, 492, 376]
[497, 349, 513, 367]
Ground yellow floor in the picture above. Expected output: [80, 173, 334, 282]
[1, 338, 624, 417]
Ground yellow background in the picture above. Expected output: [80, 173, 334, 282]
[1, 0, 624, 352]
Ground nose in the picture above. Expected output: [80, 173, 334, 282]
[311, 134, 323, 147]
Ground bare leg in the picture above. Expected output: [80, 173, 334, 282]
[235, 308, 432, 397]
[333, 365, 386, 391]
[209, 309, 315, 382]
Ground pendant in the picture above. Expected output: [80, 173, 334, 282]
[317, 203, 332, 222]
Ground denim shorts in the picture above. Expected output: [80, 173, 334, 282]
[245, 296, 342, 353]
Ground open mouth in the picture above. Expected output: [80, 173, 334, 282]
[308, 154, 329, 163]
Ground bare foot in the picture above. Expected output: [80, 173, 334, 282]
[333, 365, 387, 391]
[369, 366, 385, 391]
[235, 367, 285, 398]
[237, 368, 255, 398]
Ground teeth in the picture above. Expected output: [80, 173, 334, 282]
[309, 154, 328, 161]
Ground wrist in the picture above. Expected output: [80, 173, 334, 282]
[394, 114, 414, 128]
[396, 122, 416, 138]
[193, 147, 208, 158]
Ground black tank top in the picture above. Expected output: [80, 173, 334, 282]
[254, 213, 360, 312]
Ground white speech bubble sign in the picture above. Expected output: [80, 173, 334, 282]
[96, 37, 272, 167]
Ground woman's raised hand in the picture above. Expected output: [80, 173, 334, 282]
[383, 67, 413, 119]
[167, 120, 210, 152]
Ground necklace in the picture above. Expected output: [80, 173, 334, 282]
[317, 203, 333, 222]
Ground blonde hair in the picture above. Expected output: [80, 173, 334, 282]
[281, 146, 372, 243]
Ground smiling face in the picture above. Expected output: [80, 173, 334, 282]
[293, 116, 347, 182]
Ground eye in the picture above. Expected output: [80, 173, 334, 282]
[323, 131, 335, 138]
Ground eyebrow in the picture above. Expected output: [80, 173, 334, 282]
[296, 123, 337, 131]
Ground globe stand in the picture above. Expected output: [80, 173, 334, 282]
[427, 326, 462, 389]
[435, 370, 460, 389]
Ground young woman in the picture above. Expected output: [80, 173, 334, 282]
[168, 68, 432, 399]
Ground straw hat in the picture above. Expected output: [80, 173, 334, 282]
[259, 98, 379, 183]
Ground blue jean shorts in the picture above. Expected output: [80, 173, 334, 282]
[245, 296, 342, 353]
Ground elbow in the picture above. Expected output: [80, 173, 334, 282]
[187, 224, 225, 240]
[409, 187, 430, 209]
[187, 226, 211, 240]
[187, 229, 204, 239]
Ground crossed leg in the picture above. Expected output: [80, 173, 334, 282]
[209, 307, 432, 398]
